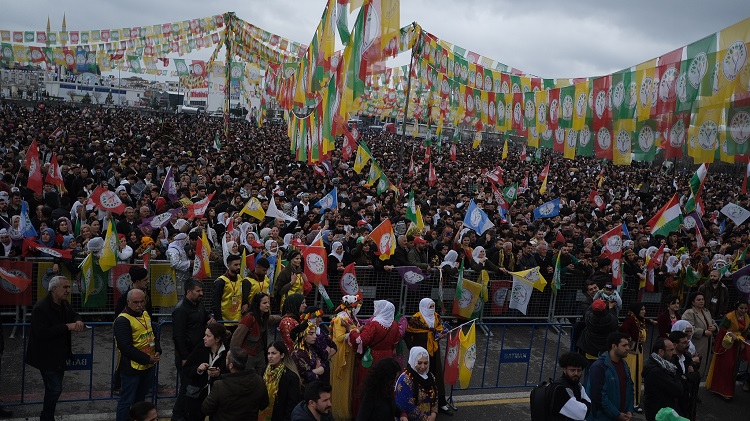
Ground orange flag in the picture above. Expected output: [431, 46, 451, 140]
[370, 218, 396, 261]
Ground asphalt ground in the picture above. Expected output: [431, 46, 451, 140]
[1, 323, 749, 420]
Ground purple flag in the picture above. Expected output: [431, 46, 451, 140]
[682, 211, 704, 234]
[732, 264, 750, 304]
[139, 209, 179, 230]
[396, 266, 429, 290]
[162, 166, 179, 202]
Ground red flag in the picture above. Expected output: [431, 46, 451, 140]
[592, 76, 613, 160]
[192, 234, 209, 280]
[521, 172, 529, 192]
[408, 153, 415, 177]
[340, 262, 360, 295]
[443, 331, 461, 386]
[89, 186, 126, 215]
[313, 165, 326, 177]
[22, 238, 74, 259]
[0, 260, 32, 306]
[112, 264, 136, 307]
[486, 166, 504, 185]
[341, 126, 358, 161]
[646, 244, 666, 292]
[301, 245, 328, 286]
[695, 229, 705, 248]
[29, 46, 45, 63]
[491, 183, 509, 210]
[490, 280, 512, 315]
[184, 192, 215, 220]
[110, 48, 125, 60]
[599, 224, 623, 286]
[538, 162, 550, 181]
[520, 144, 527, 161]
[589, 190, 606, 211]
[450, 143, 457, 161]
[45, 153, 65, 192]
[25, 140, 43, 194]
[424, 146, 431, 164]
[50, 127, 64, 139]
[428, 162, 437, 187]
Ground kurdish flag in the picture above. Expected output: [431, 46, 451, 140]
[647, 194, 683, 237]
[685, 164, 708, 213]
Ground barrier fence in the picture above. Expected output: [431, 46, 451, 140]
[1, 258, 745, 323]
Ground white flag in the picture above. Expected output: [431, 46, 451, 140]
[720, 203, 750, 225]
[508, 277, 534, 315]
[266, 196, 297, 222]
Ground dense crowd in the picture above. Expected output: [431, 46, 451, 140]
[1, 99, 750, 421]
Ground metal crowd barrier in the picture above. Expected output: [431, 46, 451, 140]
[1, 259, 744, 324]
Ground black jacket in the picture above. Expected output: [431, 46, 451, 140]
[577, 308, 619, 357]
[271, 369, 301, 421]
[642, 356, 684, 421]
[201, 370, 269, 421]
[113, 307, 162, 375]
[356, 393, 401, 421]
[172, 297, 209, 362]
[26, 294, 81, 371]
[182, 345, 228, 394]
[115, 287, 153, 318]
[291, 401, 334, 421]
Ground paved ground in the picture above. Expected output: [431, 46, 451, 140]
[2, 322, 749, 420]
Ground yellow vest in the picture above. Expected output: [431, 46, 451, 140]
[118, 311, 155, 370]
[246, 274, 270, 305]
[219, 275, 243, 325]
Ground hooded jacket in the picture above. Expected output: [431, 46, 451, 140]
[201, 369, 269, 421]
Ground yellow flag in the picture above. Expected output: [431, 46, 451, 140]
[502, 138, 509, 159]
[718, 18, 750, 96]
[613, 119, 635, 166]
[564, 128, 577, 160]
[458, 322, 477, 389]
[240, 248, 248, 278]
[99, 220, 118, 272]
[688, 97, 723, 163]
[353, 143, 371, 173]
[239, 197, 266, 221]
[150, 263, 178, 307]
[415, 205, 425, 231]
[508, 267, 548, 292]
[380, 0, 400, 51]
[472, 131, 482, 149]
[635, 59, 657, 121]
[454, 279, 480, 319]
[80, 254, 95, 305]
[573, 80, 590, 130]
[539, 174, 548, 195]
[535, 90, 548, 135]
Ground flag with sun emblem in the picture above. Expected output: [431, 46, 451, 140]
[458, 321, 477, 388]
[462, 200, 494, 235]
[301, 246, 328, 286]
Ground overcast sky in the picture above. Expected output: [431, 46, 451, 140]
[1, 0, 749, 79]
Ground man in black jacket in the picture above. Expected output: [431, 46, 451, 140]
[114, 289, 161, 421]
[642, 337, 683, 421]
[668, 331, 700, 420]
[291, 381, 334, 421]
[25, 276, 84, 421]
[551, 352, 591, 420]
[171, 279, 209, 421]
[201, 347, 269, 421]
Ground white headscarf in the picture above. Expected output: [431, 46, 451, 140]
[265, 239, 278, 256]
[440, 250, 458, 268]
[419, 298, 436, 328]
[408, 346, 430, 379]
[372, 300, 394, 328]
[666, 255, 681, 274]
[282, 233, 293, 249]
[329, 241, 345, 261]
[671, 320, 697, 355]
[472, 246, 486, 264]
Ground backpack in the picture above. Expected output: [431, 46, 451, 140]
[529, 379, 565, 421]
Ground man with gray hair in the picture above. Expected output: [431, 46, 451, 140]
[26, 276, 84, 421]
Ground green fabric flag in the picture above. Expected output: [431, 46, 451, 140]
[230, 62, 244, 82]
[552, 250, 562, 294]
[82, 259, 108, 308]
[455, 259, 464, 300]
[687, 33, 717, 100]
[376, 173, 390, 196]
[524, 91, 536, 131]
[345, 7, 366, 104]
[1, 43, 13, 62]
[453, 45, 466, 58]
[405, 190, 418, 224]
[213, 132, 222, 151]
[174, 59, 190, 77]
[335, 0, 350, 45]
[611, 69, 635, 120]
[633, 120, 657, 162]
[577, 124, 594, 157]
[454, 55, 468, 85]
[559, 85, 575, 129]
[503, 183, 519, 203]
[727, 106, 750, 156]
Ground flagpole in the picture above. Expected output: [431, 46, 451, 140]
[158, 165, 170, 197]
[396, 24, 422, 190]
[446, 318, 477, 333]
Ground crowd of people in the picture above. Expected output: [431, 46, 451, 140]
[0, 99, 749, 420]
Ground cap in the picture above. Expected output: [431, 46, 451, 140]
[604, 282, 614, 290]
[413, 237, 427, 245]
[591, 299, 607, 313]
[128, 266, 149, 281]
[356, 220, 368, 227]
[250, 240, 264, 248]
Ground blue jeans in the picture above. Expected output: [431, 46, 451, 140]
[39, 369, 65, 421]
[116, 368, 153, 421]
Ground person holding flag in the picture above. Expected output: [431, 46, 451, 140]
[404, 298, 453, 416]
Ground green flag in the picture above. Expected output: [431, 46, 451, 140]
[727, 106, 750, 156]
[552, 250, 562, 294]
[213, 132, 222, 151]
[455, 259, 465, 300]
[405, 190, 418, 225]
[174, 59, 189, 77]
[503, 183, 519, 203]
[559, 85, 575, 129]
[633, 120, 657, 162]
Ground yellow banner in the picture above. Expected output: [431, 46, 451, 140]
[635, 59, 657, 121]
[36, 261, 72, 302]
[613, 119, 635, 166]
[150, 263, 178, 307]
[458, 322, 477, 389]
[572, 80, 589, 130]
[688, 98, 723, 163]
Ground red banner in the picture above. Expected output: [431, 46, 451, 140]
[443, 330, 461, 386]
[112, 264, 137, 307]
[301, 246, 328, 286]
[489, 280, 513, 316]
[0, 260, 32, 305]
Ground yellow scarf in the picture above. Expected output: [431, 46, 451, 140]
[259, 364, 285, 421]
[407, 313, 443, 355]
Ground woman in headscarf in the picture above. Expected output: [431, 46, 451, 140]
[439, 250, 459, 277]
[468, 246, 501, 274]
[290, 321, 324, 389]
[405, 298, 451, 415]
[356, 358, 403, 421]
[395, 346, 438, 421]
[330, 295, 363, 421]
[350, 300, 407, 417]
[53, 217, 72, 246]
[273, 250, 311, 311]
[8, 215, 24, 245]
[671, 320, 699, 358]
[706, 300, 750, 400]
[279, 293, 307, 353]
[258, 341, 301, 421]
[328, 241, 349, 280]
[36, 228, 59, 257]
[681, 291, 716, 377]
[619, 302, 651, 413]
